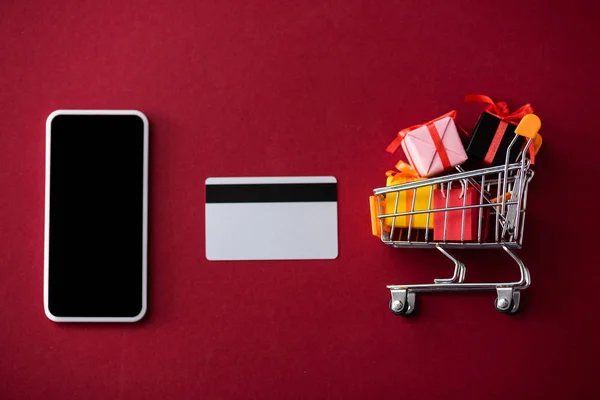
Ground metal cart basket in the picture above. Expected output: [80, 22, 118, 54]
[371, 114, 541, 315]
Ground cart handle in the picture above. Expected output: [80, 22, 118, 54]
[515, 114, 543, 155]
[514, 114, 541, 139]
[515, 113, 543, 161]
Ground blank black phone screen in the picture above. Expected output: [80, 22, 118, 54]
[47, 113, 146, 319]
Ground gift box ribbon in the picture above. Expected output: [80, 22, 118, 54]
[386, 111, 458, 172]
[393, 160, 421, 178]
[465, 94, 537, 164]
[386, 161, 421, 227]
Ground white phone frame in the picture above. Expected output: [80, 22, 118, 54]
[44, 109, 148, 323]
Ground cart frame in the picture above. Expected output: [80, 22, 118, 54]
[372, 120, 539, 315]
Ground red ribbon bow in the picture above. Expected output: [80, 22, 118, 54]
[386, 110, 459, 174]
[386, 110, 457, 154]
[465, 94, 537, 164]
[464, 94, 534, 123]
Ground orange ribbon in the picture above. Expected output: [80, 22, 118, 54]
[386, 162, 421, 227]
[393, 160, 421, 178]
[465, 94, 537, 164]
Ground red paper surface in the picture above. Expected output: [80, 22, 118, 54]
[1, 1, 600, 399]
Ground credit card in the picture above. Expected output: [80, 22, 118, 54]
[205, 176, 338, 260]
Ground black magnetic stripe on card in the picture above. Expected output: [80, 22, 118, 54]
[206, 183, 337, 203]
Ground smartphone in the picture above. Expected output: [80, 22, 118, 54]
[44, 110, 148, 322]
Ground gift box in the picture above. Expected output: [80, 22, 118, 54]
[466, 112, 526, 166]
[382, 168, 436, 229]
[386, 111, 468, 178]
[433, 186, 489, 242]
[465, 95, 534, 166]
[369, 195, 386, 237]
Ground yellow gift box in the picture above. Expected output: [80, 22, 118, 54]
[383, 166, 436, 229]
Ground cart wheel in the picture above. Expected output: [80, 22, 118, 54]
[494, 296, 514, 314]
[405, 291, 417, 316]
[389, 293, 416, 317]
[390, 299, 407, 316]
[508, 305, 520, 315]
[508, 291, 521, 315]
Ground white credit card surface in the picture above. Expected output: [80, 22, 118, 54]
[205, 176, 338, 261]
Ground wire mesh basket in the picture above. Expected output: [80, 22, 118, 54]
[371, 114, 541, 315]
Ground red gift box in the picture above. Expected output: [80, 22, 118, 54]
[433, 187, 489, 242]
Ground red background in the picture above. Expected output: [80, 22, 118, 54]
[1, 0, 599, 398]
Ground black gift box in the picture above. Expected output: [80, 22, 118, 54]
[466, 112, 526, 166]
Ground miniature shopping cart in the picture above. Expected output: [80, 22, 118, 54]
[371, 114, 542, 315]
